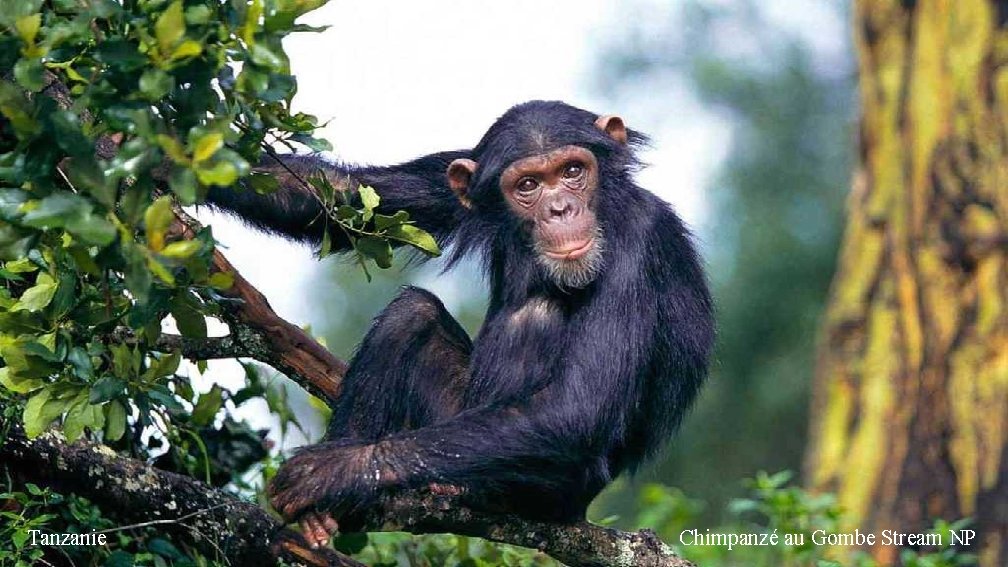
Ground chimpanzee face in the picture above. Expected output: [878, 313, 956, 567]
[447, 114, 627, 289]
[497, 145, 603, 288]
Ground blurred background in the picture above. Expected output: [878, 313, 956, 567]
[198, 0, 854, 529]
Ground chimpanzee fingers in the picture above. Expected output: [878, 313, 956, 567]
[268, 475, 314, 521]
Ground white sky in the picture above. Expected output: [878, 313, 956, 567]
[204, 0, 730, 325]
[195, 0, 845, 433]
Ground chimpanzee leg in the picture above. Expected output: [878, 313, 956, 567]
[326, 286, 472, 441]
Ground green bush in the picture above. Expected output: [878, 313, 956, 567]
[0, 0, 436, 564]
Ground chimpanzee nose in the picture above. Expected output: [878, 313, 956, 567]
[548, 200, 574, 219]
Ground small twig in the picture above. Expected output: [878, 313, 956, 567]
[93, 503, 230, 534]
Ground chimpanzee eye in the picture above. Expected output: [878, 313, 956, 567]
[562, 163, 584, 178]
[517, 177, 539, 194]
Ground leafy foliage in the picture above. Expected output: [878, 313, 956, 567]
[0, 0, 435, 564]
[634, 472, 976, 567]
[312, 177, 441, 281]
[0, 0, 327, 448]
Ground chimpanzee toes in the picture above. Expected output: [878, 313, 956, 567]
[299, 512, 337, 548]
[428, 482, 465, 496]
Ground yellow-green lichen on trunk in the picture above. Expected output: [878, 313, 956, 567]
[807, 0, 1008, 564]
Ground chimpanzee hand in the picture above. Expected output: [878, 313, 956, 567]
[268, 441, 384, 545]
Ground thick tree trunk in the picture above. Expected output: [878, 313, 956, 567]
[806, 1, 1008, 565]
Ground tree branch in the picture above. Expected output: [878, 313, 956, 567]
[356, 490, 693, 567]
[170, 208, 347, 403]
[0, 419, 363, 567]
[1, 414, 693, 567]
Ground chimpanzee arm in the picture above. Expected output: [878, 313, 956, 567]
[268, 386, 614, 523]
[205, 150, 468, 247]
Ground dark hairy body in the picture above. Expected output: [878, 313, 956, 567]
[207, 101, 714, 546]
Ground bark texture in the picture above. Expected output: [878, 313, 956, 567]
[806, 2, 1008, 564]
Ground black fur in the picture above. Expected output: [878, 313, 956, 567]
[208, 100, 715, 524]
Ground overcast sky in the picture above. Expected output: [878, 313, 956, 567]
[202, 0, 732, 325]
[197, 0, 847, 431]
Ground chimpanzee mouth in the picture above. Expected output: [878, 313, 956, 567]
[542, 238, 596, 261]
[536, 229, 605, 289]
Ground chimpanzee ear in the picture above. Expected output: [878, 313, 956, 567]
[594, 115, 628, 145]
[447, 158, 478, 209]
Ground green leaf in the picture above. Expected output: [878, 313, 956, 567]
[62, 393, 95, 441]
[12, 527, 29, 549]
[144, 196, 174, 252]
[15, 14, 41, 45]
[194, 160, 238, 186]
[192, 132, 223, 163]
[169, 168, 199, 204]
[4, 258, 36, 273]
[386, 223, 441, 256]
[171, 299, 206, 338]
[12, 272, 58, 312]
[155, 0, 185, 55]
[356, 236, 393, 269]
[247, 172, 279, 194]
[67, 346, 94, 379]
[0, 367, 43, 394]
[67, 159, 115, 208]
[109, 343, 136, 378]
[319, 229, 332, 257]
[157, 134, 189, 164]
[49, 110, 90, 157]
[208, 271, 234, 290]
[169, 40, 202, 61]
[104, 400, 127, 442]
[249, 43, 283, 69]
[192, 385, 223, 426]
[148, 537, 186, 560]
[21, 193, 88, 226]
[374, 210, 409, 230]
[13, 58, 45, 91]
[147, 386, 183, 411]
[21, 193, 115, 245]
[290, 133, 332, 152]
[185, 5, 212, 25]
[160, 240, 202, 259]
[23, 387, 66, 438]
[358, 185, 380, 220]
[89, 376, 126, 404]
[65, 215, 117, 245]
[124, 243, 152, 301]
[139, 69, 174, 100]
[147, 256, 176, 285]
[105, 550, 133, 567]
[336, 205, 357, 220]
[146, 351, 181, 380]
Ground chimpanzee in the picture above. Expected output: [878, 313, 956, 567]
[207, 100, 714, 547]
